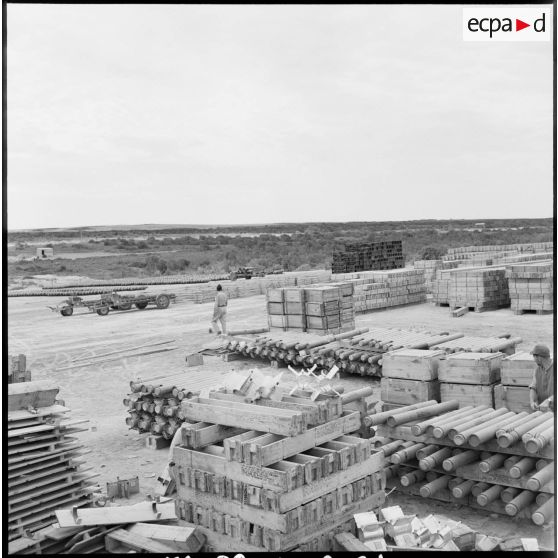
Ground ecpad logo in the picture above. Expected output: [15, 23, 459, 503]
[463, 8, 551, 41]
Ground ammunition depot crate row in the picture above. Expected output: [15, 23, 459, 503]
[506, 261, 553, 314]
[266, 283, 355, 335]
[171, 388, 386, 551]
[332, 240, 404, 274]
[368, 401, 554, 526]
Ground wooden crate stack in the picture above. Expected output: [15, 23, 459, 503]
[171, 389, 386, 551]
[8, 354, 31, 384]
[332, 241, 404, 273]
[505, 261, 553, 315]
[8, 380, 98, 543]
[438, 352, 504, 409]
[494, 351, 541, 413]
[333, 269, 427, 312]
[380, 349, 445, 407]
[369, 401, 554, 526]
[446, 268, 510, 312]
[266, 284, 355, 335]
[413, 260, 443, 293]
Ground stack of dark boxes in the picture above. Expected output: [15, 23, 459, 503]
[332, 241, 404, 273]
[266, 283, 355, 335]
[380, 349, 445, 410]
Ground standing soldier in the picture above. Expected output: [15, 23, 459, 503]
[529, 344, 554, 412]
[209, 284, 228, 335]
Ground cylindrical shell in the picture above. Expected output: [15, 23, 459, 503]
[450, 408, 510, 443]
[498, 412, 550, 447]
[467, 412, 522, 447]
[416, 444, 440, 460]
[372, 437, 392, 448]
[501, 487, 521, 504]
[479, 453, 507, 473]
[378, 440, 412, 457]
[503, 455, 522, 471]
[384, 464, 400, 480]
[340, 386, 374, 404]
[400, 470, 426, 487]
[509, 457, 536, 479]
[419, 475, 450, 498]
[419, 447, 453, 471]
[365, 400, 438, 426]
[387, 400, 460, 427]
[452, 479, 475, 499]
[411, 406, 474, 436]
[505, 490, 536, 516]
[525, 427, 554, 454]
[536, 492, 551, 506]
[526, 463, 554, 492]
[432, 407, 493, 439]
[536, 459, 550, 471]
[442, 450, 479, 472]
[392, 443, 425, 465]
[521, 417, 555, 442]
[494, 411, 530, 437]
[532, 497, 555, 526]
[477, 485, 503, 506]
[471, 482, 490, 498]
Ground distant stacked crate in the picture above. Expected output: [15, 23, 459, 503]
[381, 349, 445, 407]
[505, 261, 553, 314]
[413, 260, 442, 293]
[494, 352, 542, 413]
[438, 352, 505, 408]
[8, 354, 31, 384]
[447, 267, 510, 311]
[334, 269, 427, 313]
[444, 242, 553, 260]
[332, 241, 404, 273]
[267, 283, 355, 335]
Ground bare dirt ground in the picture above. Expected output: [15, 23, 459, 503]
[7, 294, 554, 548]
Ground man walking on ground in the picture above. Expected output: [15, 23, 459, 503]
[210, 284, 228, 335]
[529, 344, 554, 412]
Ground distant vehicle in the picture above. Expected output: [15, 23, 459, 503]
[229, 267, 284, 280]
[49, 291, 176, 316]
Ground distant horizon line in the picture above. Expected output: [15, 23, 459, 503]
[7, 217, 553, 233]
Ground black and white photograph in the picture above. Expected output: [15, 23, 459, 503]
[5, 2, 555, 553]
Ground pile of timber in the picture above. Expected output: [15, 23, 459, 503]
[170, 386, 386, 551]
[8, 354, 31, 383]
[368, 401, 554, 526]
[220, 327, 463, 377]
[9, 501, 204, 554]
[332, 240, 404, 273]
[333, 268, 427, 312]
[267, 283, 355, 335]
[8, 381, 98, 543]
[124, 368, 231, 441]
[506, 261, 553, 315]
[494, 351, 543, 413]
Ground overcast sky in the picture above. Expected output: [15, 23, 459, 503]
[7, 4, 554, 230]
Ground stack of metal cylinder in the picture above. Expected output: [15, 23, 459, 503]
[369, 401, 554, 526]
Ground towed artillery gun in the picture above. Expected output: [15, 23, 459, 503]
[49, 291, 176, 316]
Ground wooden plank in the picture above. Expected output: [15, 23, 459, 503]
[8, 442, 84, 464]
[8, 380, 60, 411]
[376, 424, 554, 459]
[8, 405, 70, 423]
[127, 522, 205, 552]
[55, 501, 177, 527]
[7, 437, 79, 456]
[180, 398, 306, 436]
[181, 422, 247, 449]
[105, 529, 179, 553]
[7, 419, 89, 438]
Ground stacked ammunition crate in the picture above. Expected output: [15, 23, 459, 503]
[171, 390, 386, 551]
[447, 267, 509, 311]
[8, 354, 31, 384]
[413, 260, 442, 293]
[333, 269, 427, 312]
[438, 352, 504, 408]
[494, 352, 542, 413]
[381, 349, 445, 407]
[332, 241, 404, 273]
[505, 261, 553, 314]
[266, 284, 355, 335]
[445, 242, 553, 260]
[370, 402, 554, 526]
